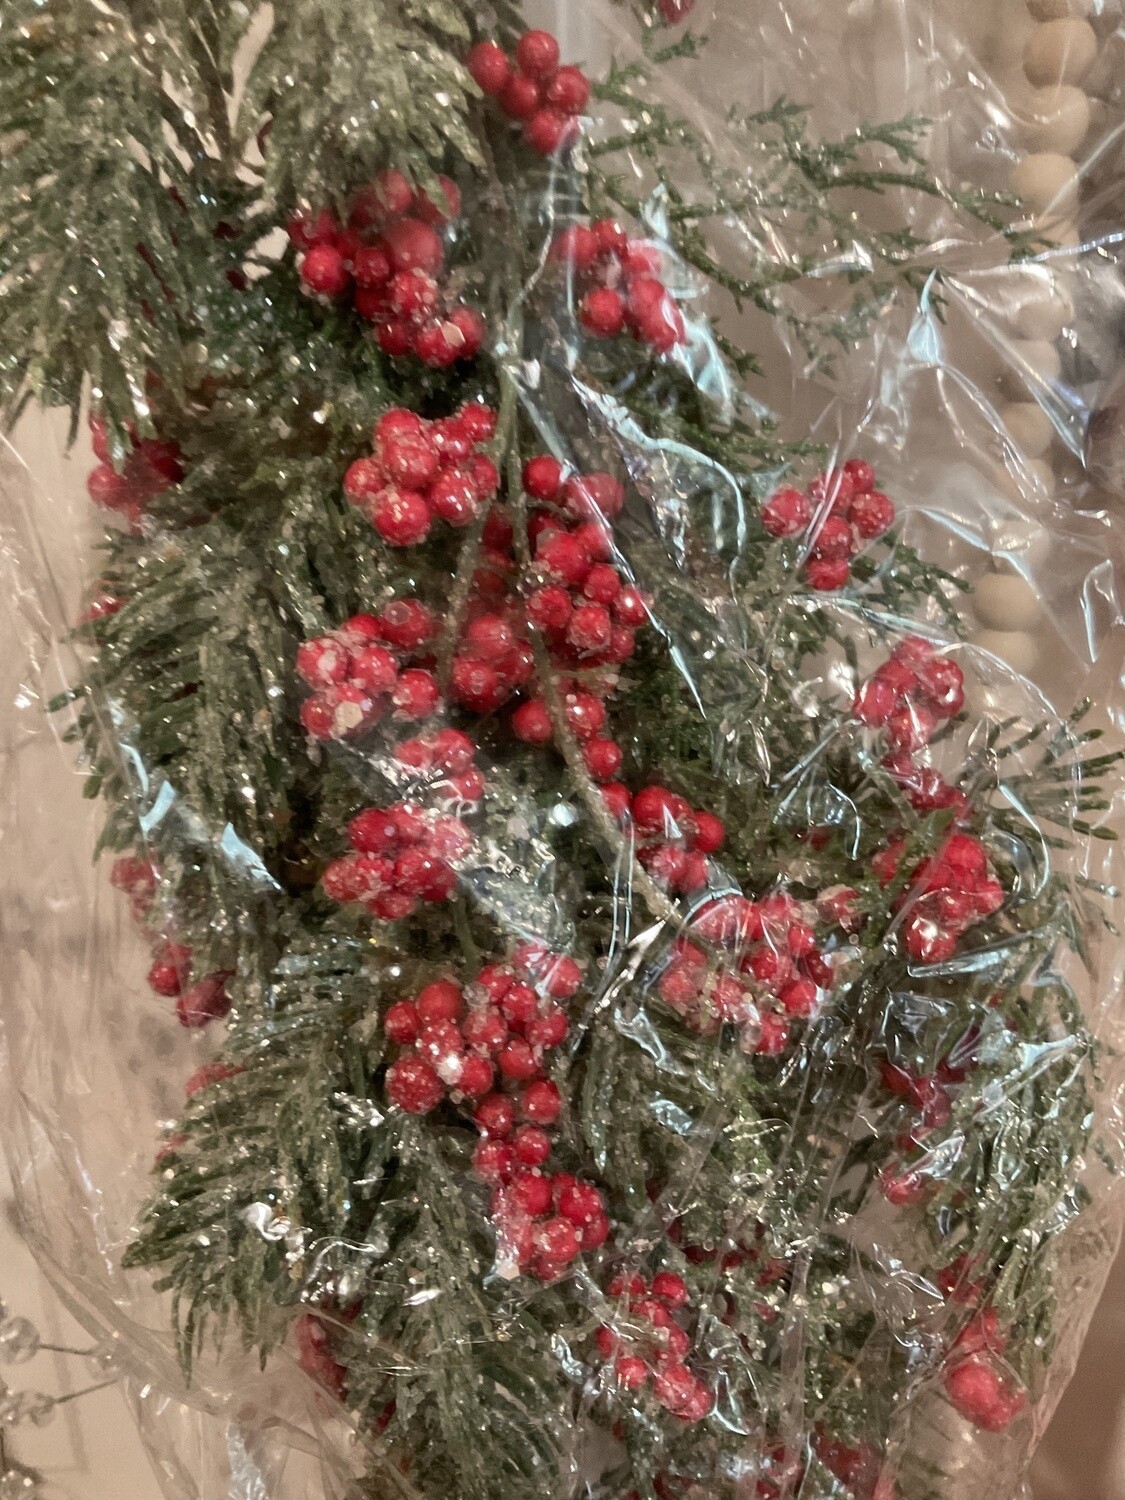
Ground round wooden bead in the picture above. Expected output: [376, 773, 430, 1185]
[1001, 402, 1054, 458]
[1000, 339, 1062, 398]
[1027, 0, 1093, 17]
[1025, 84, 1092, 155]
[1011, 152, 1080, 215]
[972, 628, 1041, 676]
[973, 573, 1045, 632]
[1023, 19, 1098, 86]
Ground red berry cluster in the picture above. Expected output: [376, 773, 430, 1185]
[110, 857, 232, 1029]
[290, 171, 485, 366]
[944, 1308, 1025, 1432]
[872, 830, 1003, 965]
[626, 784, 725, 894]
[147, 940, 233, 1029]
[86, 415, 184, 532]
[547, 220, 687, 353]
[344, 403, 499, 548]
[321, 802, 472, 920]
[594, 1271, 712, 1422]
[852, 636, 966, 754]
[296, 599, 440, 740]
[760, 460, 896, 592]
[467, 32, 589, 157]
[490, 1166, 609, 1281]
[657, 890, 835, 1053]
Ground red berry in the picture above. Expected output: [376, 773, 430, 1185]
[428, 469, 481, 527]
[296, 637, 350, 688]
[592, 219, 629, 256]
[516, 29, 561, 80]
[810, 515, 855, 561]
[467, 40, 512, 95]
[651, 1271, 688, 1308]
[535, 1215, 581, 1263]
[370, 489, 432, 547]
[615, 1354, 649, 1389]
[525, 1006, 569, 1048]
[520, 1078, 563, 1123]
[388, 267, 440, 321]
[636, 296, 685, 352]
[849, 489, 895, 539]
[945, 1357, 1025, 1432]
[384, 1000, 421, 1045]
[386, 1054, 446, 1114]
[761, 487, 812, 538]
[416, 980, 464, 1025]
[631, 785, 681, 835]
[86, 463, 134, 512]
[843, 458, 876, 494]
[537, 531, 592, 587]
[583, 738, 623, 782]
[287, 208, 339, 251]
[380, 598, 437, 650]
[354, 244, 392, 288]
[580, 287, 627, 338]
[448, 304, 487, 359]
[659, 0, 696, 22]
[500, 72, 541, 120]
[567, 602, 613, 655]
[524, 108, 578, 157]
[392, 668, 441, 719]
[804, 558, 851, 592]
[511, 700, 554, 745]
[300, 244, 351, 298]
[343, 457, 386, 504]
[473, 1138, 516, 1184]
[523, 454, 564, 500]
[147, 942, 192, 997]
[375, 318, 414, 357]
[475, 1095, 516, 1143]
[513, 1126, 552, 1167]
[509, 1171, 554, 1217]
[526, 584, 573, 632]
[457, 1054, 495, 1097]
[497, 1039, 539, 1082]
[550, 225, 600, 269]
[557, 1180, 602, 1226]
[563, 472, 625, 522]
[545, 65, 590, 115]
[176, 973, 232, 1029]
[601, 782, 632, 820]
[349, 644, 398, 696]
[383, 218, 445, 276]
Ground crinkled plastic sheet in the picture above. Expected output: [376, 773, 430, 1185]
[2, 2, 1125, 1499]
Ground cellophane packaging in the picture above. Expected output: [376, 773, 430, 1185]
[2, 2, 1125, 1499]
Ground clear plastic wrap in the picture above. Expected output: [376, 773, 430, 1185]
[2, 2, 1125, 1498]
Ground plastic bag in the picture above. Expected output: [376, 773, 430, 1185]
[1, 2, 1124, 1498]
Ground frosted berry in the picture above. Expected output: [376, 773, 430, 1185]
[850, 489, 895, 539]
[468, 40, 512, 95]
[524, 454, 565, 500]
[516, 29, 561, 79]
[761, 487, 811, 537]
[520, 1078, 563, 1123]
[176, 973, 231, 1029]
[580, 287, 627, 338]
[300, 244, 351, 298]
[383, 218, 444, 276]
[370, 489, 432, 547]
[386, 1055, 446, 1114]
[945, 1357, 1026, 1432]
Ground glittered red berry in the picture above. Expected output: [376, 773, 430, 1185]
[537, 531, 592, 587]
[468, 40, 512, 95]
[449, 305, 487, 359]
[383, 218, 445, 276]
[375, 318, 414, 357]
[392, 668, 441, 719]
[511, 699, 553, 745]
[536, 1215, 581, 1265]
[844, 458, 876, 494]
[520, 1078, 563, 1123]
[176, 972, 232, 1029]
[761, 487, 812, 538]
[804, 558, 851, 592]
[510, 1127, 550, 1169]
[583, 738, 623, 782]
[430, 469, 482, 527]
[388, 268, 439, 320]
[580, 286, 627, 338]
[557, 1180, 602, 1226]
[343, 457, 386, 504]
[86, 463, 133, 511]
[474, 1092, 516, 1139]
[516, 29, 561, 80]
[349, 644, 398, 696]
[563, 472, 626, 522]
[370, 489, 432, 547]
[691, 810, 725, 854]
[147, 942, 192, 997]
[384, 999, 421, 1045]
[387, 1054, 446, 1114]
[523, 454, 564, 500]
[850, 489, 896, 540]
[473, 1138, 516, 1183]
[296, 636, 350, 688]
[524, 108, 578, 156]
[500, 72, 541, 121]
[945, 1357, 1025, 1432]
[380, 597, 436, 650]
[545, 65, 590, 115]
[457, 1054, 495, 1098]
[550, 225, 599, 269]
[354, 244, 392, 289]
[300, 244, 351, 298]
